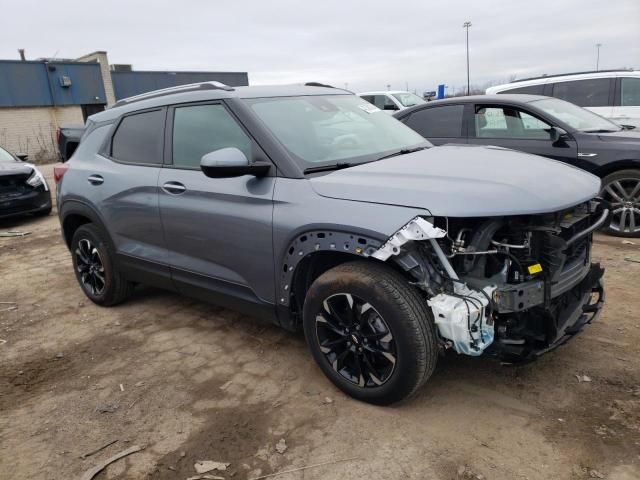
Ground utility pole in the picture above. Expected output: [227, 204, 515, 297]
[595, 43, 602, 71]
[463, 21, 472, 95]
[386, 84, 391, 91]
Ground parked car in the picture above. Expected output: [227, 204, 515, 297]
[0, 145, 52, 219]
[394, 94, 640, 237]
[358, 90, 426, 113]
[55, 82, 606, 405]
[486, 70, 640, 129]
[57, 124, 85, 161]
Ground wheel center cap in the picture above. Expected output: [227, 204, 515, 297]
[624, 201, 634, 209]
[351, 334, 359, 345]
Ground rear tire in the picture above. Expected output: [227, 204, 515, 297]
[601, 169, 640, 237]
[70, 224, 133, 306]
[302, 260, 438, 405]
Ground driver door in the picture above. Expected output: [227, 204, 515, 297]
[158, 101, 276, 306]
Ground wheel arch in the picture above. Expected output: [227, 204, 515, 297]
[592, 159, 640, 179]
[60, 200, 112, 250]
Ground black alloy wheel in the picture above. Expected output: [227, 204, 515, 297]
[75, 238, 106, 296]
[315, 293, 397, 388]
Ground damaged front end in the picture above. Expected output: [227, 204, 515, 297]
[372, 200, 609, 362]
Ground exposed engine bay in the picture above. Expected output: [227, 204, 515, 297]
[372, 200, 609, 362]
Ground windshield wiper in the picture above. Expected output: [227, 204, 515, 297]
[376, 146, 429, 161]
[304, 162, 354, 174]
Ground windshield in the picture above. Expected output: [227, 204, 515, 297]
[246, 95, 430, 167]
[0, 146, 17, 163]
[531, 97, 621, 132]
[392, 92, 427, 108]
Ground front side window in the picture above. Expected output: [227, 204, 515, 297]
[551, 78, 610, 107]
[531, 97, 620, 132]
[111, 109, 164, 164]
[247, 95, 429, 167]
[405, 105, 464, 138]
[475, 106, 551, 139]
[620, 78, 640, 106]
[172, 104, 252, 169]
[392, 92, 426, 108]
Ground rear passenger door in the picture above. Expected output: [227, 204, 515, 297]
[158, 101, 276, 305]
[98, 108, 172, 289]
[468, 104, 578, 164]
[401, 104, 466, 145]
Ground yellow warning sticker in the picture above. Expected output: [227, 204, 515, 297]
[528, 263, 543, 275]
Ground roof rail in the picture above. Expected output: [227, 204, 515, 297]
[113, 81, 234, 107]
[511, 68, 635, 83]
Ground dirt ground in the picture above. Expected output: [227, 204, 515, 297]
[1, 165, 639, 480]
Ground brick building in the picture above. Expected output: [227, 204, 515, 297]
[0, 51, 248, 162]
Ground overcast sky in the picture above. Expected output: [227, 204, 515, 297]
[1, 0, 638, 94]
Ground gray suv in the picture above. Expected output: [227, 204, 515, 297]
[56, 82, 607, 405]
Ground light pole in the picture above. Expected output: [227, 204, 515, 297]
[463, 21, 472, 95]
[595, 43, 602, 71]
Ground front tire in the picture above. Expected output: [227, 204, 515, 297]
[601, 169, 640, 237]
[302, 261, 438, 405]
[70, 224, 133, 306]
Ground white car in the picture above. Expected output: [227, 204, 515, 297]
[486, 70, 640, 129]
[358, 91, 427, 114]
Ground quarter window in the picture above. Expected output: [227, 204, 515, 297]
[551, 78, 610, 107]
[172, 104, 252, 169]
[475, 106, 551, 139]
[620, 78, 640, 106]
[500, 84, 545, 95]
[404, 105, 464, 138]
[111, 109, 165, 164]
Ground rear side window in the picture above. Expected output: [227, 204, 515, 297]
[551, 78, 610, 107]
[172, 104, 252, 169]
[620, 78, 640, 106]
[404, 105, 464, 138]
[500, 84, 545, 95]
[111, 109, 164, 164]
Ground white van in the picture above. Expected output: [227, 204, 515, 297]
[486, 70, 640, 128]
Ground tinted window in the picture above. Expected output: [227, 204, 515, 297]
[500, 84, 545, 95]
[111, 109, 164, 164]
[621, 78, 640, 106]
[551, 78, 610, 107]
[475, 106, 551, 139]
[172, 104, 252, 168]
[405, 105, 464, 138]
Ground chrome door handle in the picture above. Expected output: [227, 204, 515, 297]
[162, 181, 186, 195]
[87, 174, 104, 185]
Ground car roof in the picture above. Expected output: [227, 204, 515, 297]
[486, 70, 639, 93]
[90, 83, 350, 123]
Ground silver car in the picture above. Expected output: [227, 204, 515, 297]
[55, 82, 607, 405]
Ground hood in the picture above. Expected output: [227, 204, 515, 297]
[593, 129, 640, 143]
[0, 161, 33, 177]
[310, 145, 601, 217]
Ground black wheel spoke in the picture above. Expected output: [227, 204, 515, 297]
[75, 238, 106, 296]
[316, 293, 396, 388]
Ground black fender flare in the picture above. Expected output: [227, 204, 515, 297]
[276, 226, 386, 307]
[58, 199, 113, 250]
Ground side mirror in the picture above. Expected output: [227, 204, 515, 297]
[200, 147, 270, 178]
[383, 104, 399, 111]
[621, 124, 636, 131]
[549, 126, 569, 144]
[16, 153, 28, 161]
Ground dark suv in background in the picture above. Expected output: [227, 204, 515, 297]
[55, 83, 606, 405]
[394, 94, 640, 237]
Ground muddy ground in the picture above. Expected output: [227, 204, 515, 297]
[1, 165, 639, 480]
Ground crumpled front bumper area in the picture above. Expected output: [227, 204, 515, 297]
[491, 262, 605, 363]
